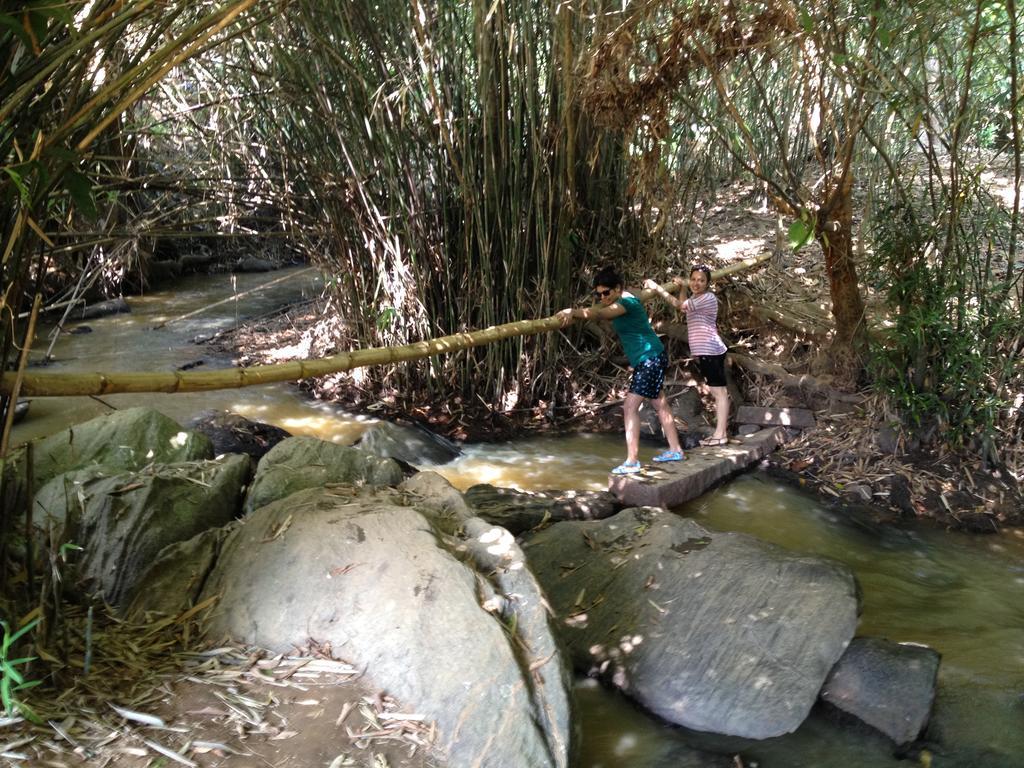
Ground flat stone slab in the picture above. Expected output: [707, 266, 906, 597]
[609, 427, 785, 507]
[735, 405, 816, 429]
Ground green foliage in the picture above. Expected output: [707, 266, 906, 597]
[0, 616, 42, 722]
[867, 202, 1021, 454]
[788, 214, 814, 252]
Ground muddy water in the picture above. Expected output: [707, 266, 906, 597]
[11, 273, 1024, 768]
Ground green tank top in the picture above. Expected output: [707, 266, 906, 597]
[611, 295, 663, 367]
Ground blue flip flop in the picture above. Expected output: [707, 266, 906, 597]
[652, 450, 685, 463]
[611, 460, 642, 475]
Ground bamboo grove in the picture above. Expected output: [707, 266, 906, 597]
[2, 0, 1023, 468]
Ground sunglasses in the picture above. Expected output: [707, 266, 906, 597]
[593, 288, 613, 298]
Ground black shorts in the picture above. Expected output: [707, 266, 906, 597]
[696, 353, 727, 387]
[629, 352, 668, 399]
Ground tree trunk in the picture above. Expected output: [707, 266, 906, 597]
[817, 188, 868, 379]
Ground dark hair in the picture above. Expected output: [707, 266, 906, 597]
[592, 266, 623, 290]
[690, 264, 713, 283]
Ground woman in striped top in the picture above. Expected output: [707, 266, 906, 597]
[644, 264, 730, 447]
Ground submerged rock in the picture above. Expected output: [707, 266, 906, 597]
[523, 507, 861, 739]
[203, 486, 572, 768]
[12, 399, 29, 424]
[75, 297, 130, 320]
[187, 410, 291, 462]
[234, 256, 276, 272]
[357, 420, 462, 466]
[820, 637, 940, 745]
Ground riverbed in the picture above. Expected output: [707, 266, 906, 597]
[11, 268, 1024, 767]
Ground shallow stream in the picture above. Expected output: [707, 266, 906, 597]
[11, 269, 1024, 767]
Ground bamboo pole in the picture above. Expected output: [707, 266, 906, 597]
[0, 258, 770, 398]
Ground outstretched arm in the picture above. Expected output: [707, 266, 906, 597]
[643, 278, 686, 311]
[557, 302, 626, 327]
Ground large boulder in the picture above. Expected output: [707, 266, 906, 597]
[202, 486, 572, 768]
[523, 507, 860, 739]
[125, 525, 238, 619]
[397, 471, 476, 535]
[244, 436, 404, 512]
[357, 420, 462, 466]
[29, 407, 213, 491]
[33, 454, 249, 607]
[464, 484, 623, 535]
[820, 637, 940, 745]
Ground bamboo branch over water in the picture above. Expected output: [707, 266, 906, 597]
[0, 256, 770, 398]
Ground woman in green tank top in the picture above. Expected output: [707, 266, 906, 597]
[558, 266, 685, 474]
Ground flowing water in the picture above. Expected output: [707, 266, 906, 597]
[11, 269, 1024, 767]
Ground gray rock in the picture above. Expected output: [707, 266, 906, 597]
[398, 471, 475, 535]
[245, 436, 404, 513]
[877, 424, 901, 454]
[523, 507, 860, 739]
[672, 389, 705, 421]
[737, 424, 761, 436]
[735, 405, 816, 429]
[820, 637, 940, 745]
[145, 260, 182, 287]
[12, 400, 29, 425]
[75, 297, 130, 320]
[357, 421, 461, 466]
[125, 524, 237, 619]
[464, 484, 622, 535]
[33, 454, 249, 607]
[202, 487, 572, 768]
[639, 390, 702, 440]
[187, 410, 291, 462]
[29, 407, 213, 491]
[180, 251, 218, 272]
[234, 257, 276, 273]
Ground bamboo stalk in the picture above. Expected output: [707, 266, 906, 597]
[1, 294, 42, 455]
[1, 315, 561, 397]
[0, 257, 770, 398]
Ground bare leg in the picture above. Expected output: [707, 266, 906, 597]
[624, 392, 644, 463]
[651, 393, 683, 452]
[710, 385, 730, 439]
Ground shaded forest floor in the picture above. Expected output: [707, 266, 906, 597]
[215, 183, 1023, 531]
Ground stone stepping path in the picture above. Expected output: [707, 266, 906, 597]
[609, 427, 786, 507]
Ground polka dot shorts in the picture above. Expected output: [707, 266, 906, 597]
[629, 352, 668, 399]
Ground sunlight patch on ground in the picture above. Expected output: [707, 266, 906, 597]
[979, 170, 1020, 209]
[264, 339, 313, 361]
[709, 237, 767, 261]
